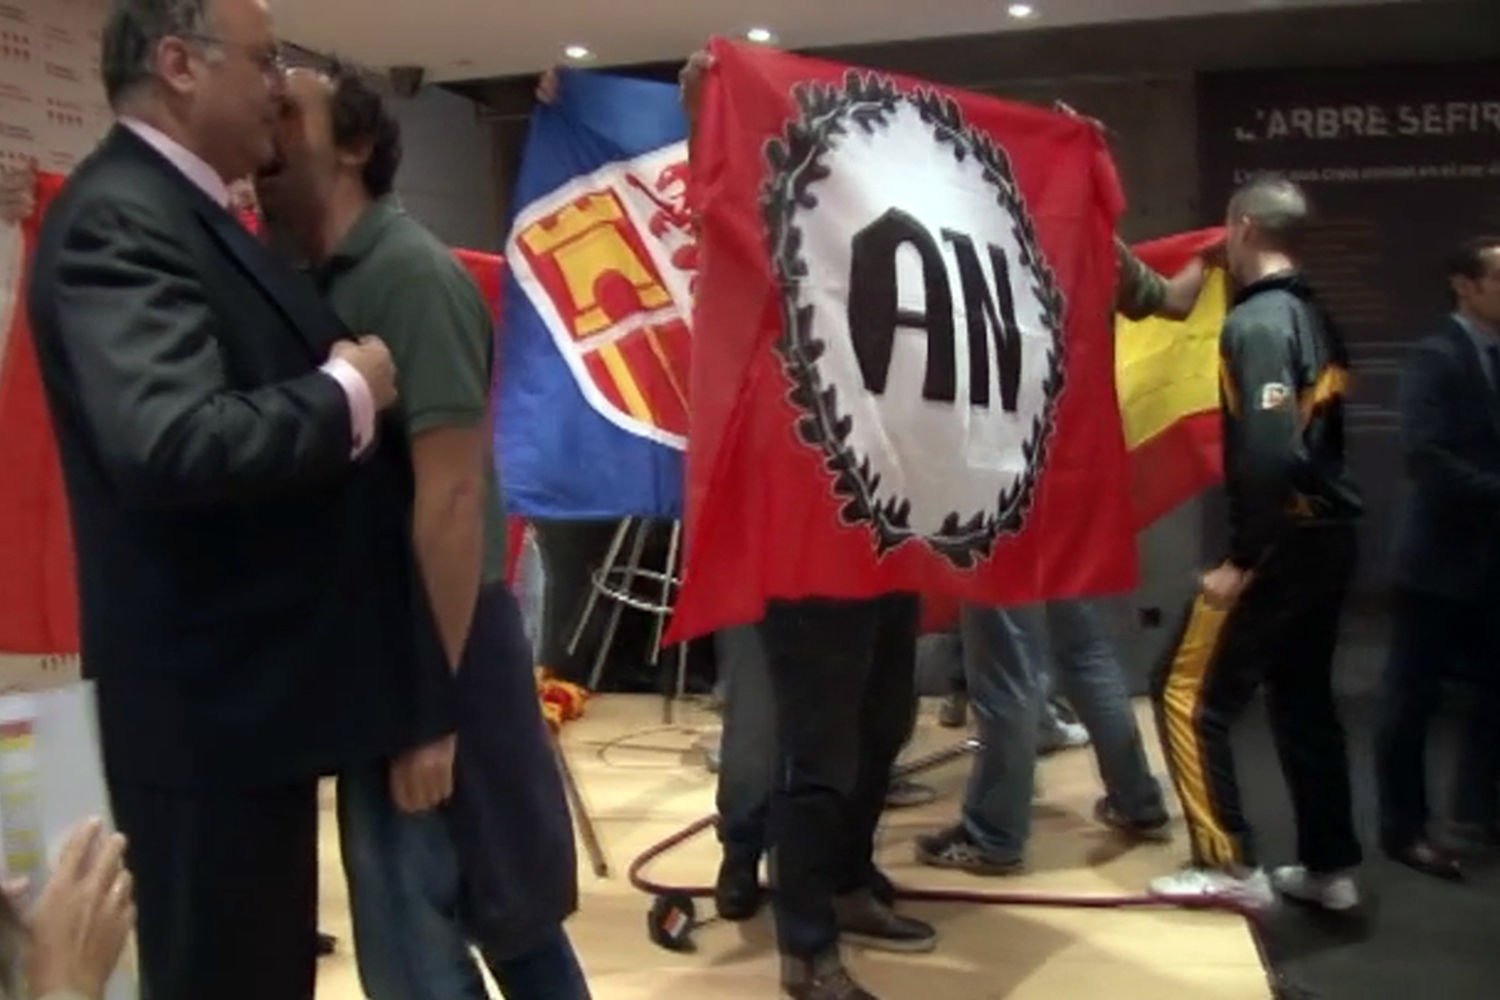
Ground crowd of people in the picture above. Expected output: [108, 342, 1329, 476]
[1, 1, 1497, 1000]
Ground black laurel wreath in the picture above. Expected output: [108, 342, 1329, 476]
[760, 70, 1068, 568]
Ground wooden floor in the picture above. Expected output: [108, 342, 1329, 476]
[315, 695, 1270, 999]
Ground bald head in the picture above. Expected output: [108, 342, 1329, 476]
[1224, 173, 1311, 281]
[1228, 174, 1310, 250]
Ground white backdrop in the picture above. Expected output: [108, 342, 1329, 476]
[0, 0, 111, 175]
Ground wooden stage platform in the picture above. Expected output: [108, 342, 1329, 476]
[315, 695, 1270, 999]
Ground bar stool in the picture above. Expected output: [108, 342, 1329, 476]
[566, 517, 690, 721]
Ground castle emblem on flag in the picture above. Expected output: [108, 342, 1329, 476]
[509, 144, 696, 447]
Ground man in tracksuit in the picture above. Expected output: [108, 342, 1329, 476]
[1150, 174, 1364, 912]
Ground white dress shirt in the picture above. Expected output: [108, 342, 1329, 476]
[119, 117, 376, 455]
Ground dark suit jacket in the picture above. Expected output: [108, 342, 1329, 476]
[28, 126, 452, 789]
[1393, 317, 1500, 601]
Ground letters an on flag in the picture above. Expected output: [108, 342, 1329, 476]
[0, 171, 74, 654]
[1116, 228, 1229, 528]
[498, 70, 695, 520]
[669, 40, 1137, 642]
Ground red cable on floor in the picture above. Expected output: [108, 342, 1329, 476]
[626, 813, 1285, 992]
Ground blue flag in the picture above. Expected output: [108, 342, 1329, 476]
[498, 70, 693, 519]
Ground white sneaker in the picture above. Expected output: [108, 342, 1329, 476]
[1149, 866, 1276, 911]
[1272, 865, 1360, 912]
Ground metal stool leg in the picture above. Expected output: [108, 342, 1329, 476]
[567, 519, 631, 659]
[649, 520, 681, 666]
[587, 520, 651, 691]
[653, 520, 684, 723]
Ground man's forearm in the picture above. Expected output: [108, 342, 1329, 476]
[413, 489, 485, 672]
[1160, 257, 1207, 321]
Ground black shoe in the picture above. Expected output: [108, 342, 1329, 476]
[833, 890, 936, 954]
[316, 932, 338, 958]
[715, 854, 763, 921]
[869, 867, 897, 907]
[784, 952, 878, 999]
[1386, 840, 1463, 881]
[1094, 797, 1173, 844]
[938, 692, 968, 729]
[915, 824, 1026, 877]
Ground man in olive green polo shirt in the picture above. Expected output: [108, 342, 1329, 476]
[256, 64, 588, 1000]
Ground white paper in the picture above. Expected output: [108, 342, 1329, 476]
[0, 683, 135, 999]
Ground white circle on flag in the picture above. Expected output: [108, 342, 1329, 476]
[764, 79, 1066, 566]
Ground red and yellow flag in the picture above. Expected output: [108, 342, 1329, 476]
[1116, 228, 1229, 529]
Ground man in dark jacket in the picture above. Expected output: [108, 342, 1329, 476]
[1151, 173, 1363, 914]
[27, 2, 445, 998]
[1376, 235, 1500, 880]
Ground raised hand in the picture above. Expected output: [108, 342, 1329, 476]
[28, 819, 136, 1000]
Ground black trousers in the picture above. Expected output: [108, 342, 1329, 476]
[111, 779, 319, 1000]
[1154, 523, 1361, 874]
[1376, 588, 1500, 851]
[760, 593, 918, 960]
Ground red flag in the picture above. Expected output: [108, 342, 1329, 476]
[452, 248, 528, 586]
[668, 41, 1135, 643]
[0, 171, 75, 653]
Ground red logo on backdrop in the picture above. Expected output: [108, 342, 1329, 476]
[44, 99, 82, 129]
[509, 146, 696, 444]
[0, 29, 30, 62]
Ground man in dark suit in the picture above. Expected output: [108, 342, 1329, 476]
[27, 2, 451, 997]
[1378, 235, 1500, 880]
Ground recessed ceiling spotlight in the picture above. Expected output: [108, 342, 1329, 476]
[746, 26, 775, 44]
[1007, 3, 1036, 17]
[563, 44, 593, 61]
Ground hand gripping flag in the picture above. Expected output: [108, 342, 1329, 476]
[669, 40, 1137, 642]
[1115, 228, 1229, 528]
[499, 70, 694, 519]
[0, 171, 74, 654]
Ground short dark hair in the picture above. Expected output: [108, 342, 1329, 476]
[326, 60, 402, 199]
[101, 0, 214, 108]
[1446, 236, 1500, 283]
[1227, 172, 1311, 252]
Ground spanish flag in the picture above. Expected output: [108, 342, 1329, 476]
[1116, 228, 1229, 529]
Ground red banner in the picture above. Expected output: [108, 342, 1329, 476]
[668, 40, 1137, 643]
[0, 171, 73, 653]
[452, 248, 528, 585]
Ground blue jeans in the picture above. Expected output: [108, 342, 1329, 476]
[715, 625, 777, 862]
[338, 763, 590, 1000]
[961, 599, 1165, 861]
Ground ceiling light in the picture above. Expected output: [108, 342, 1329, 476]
[1007, 3, 1036, 17]
[746, 27, 775, 44]
[563, 44, 593, 61]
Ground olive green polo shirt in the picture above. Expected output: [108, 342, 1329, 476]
[319, 195, 506, 584]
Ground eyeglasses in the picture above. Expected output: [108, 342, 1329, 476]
[181, 33, 286, 80]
